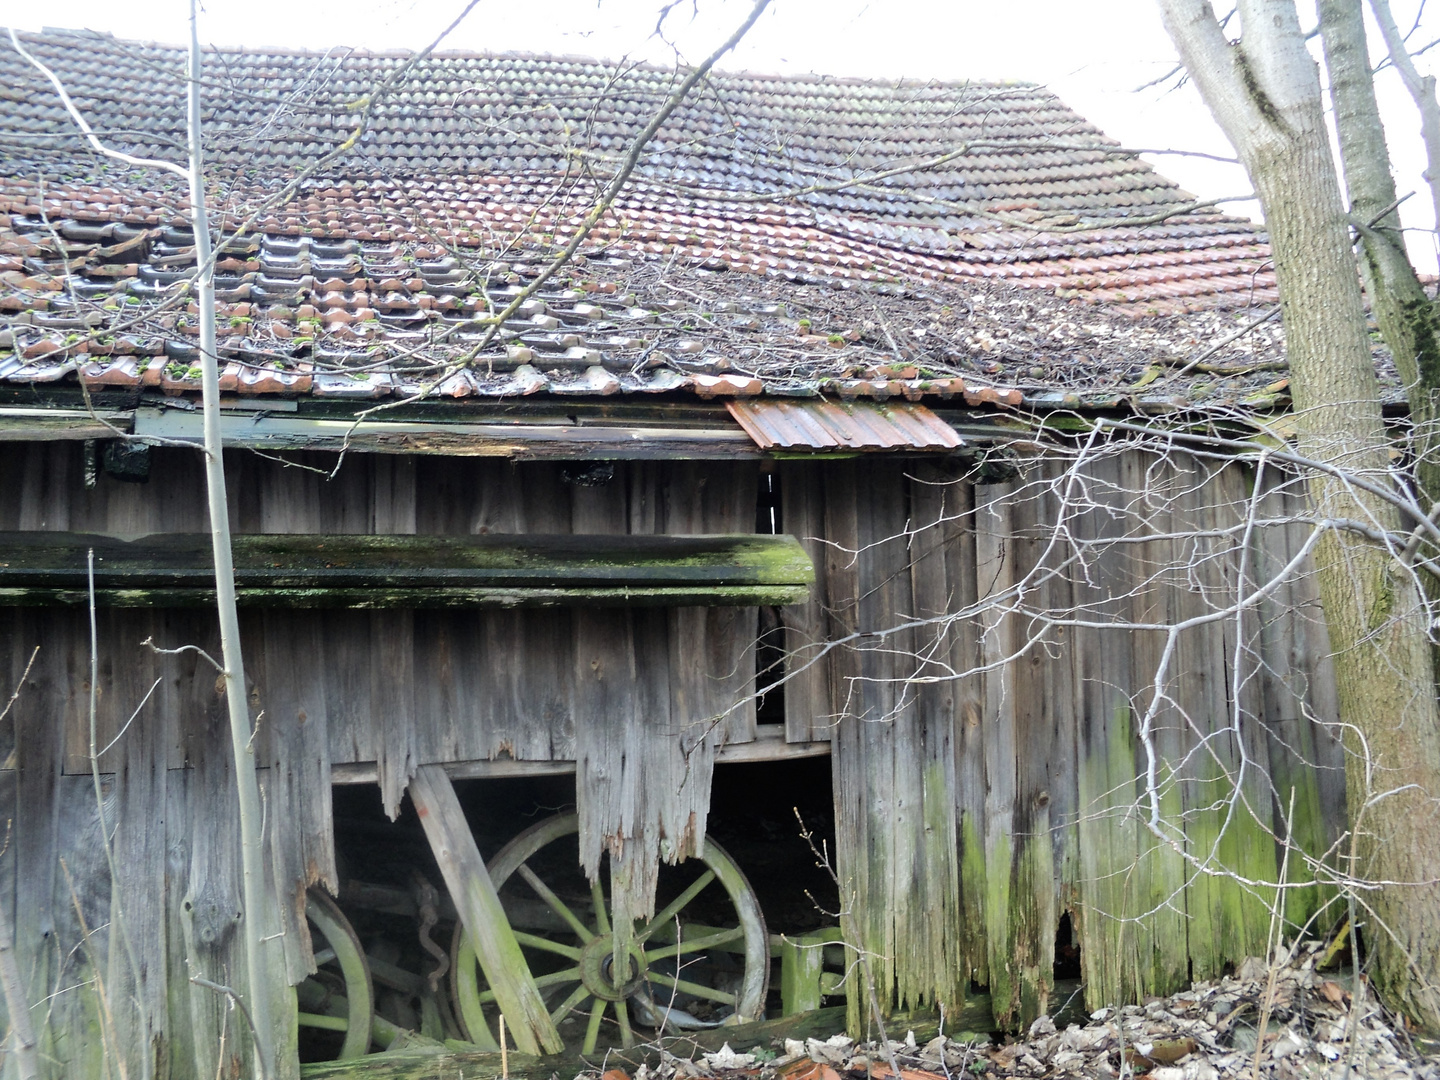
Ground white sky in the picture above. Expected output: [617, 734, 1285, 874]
[12, 0, 1440, 270]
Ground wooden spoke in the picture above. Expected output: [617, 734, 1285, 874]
[646, 971, 738, 1006]
[297, 1012, 349, 1032]
[512, 931, 583, 961]
[591, 878, 611, 936]
[615, 997, 633, 1048]
[645, 926, 744, 962]
[637, 870, 716, 943]
[457, 811, 771, 1053]
[517, 863, 595, 943]
[533, 967, 583, 990]
[582, 998, 606, 1055]
[549, 982, 591, 1026]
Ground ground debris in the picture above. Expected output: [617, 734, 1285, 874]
[585, 948, 1437, 1080]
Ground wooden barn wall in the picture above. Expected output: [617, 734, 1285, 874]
[779, 453, 1346, 1031]
[0, 443, 758, 1079]
[0, 441, 1351, 1076]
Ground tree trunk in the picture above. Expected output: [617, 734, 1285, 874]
[1157, 0, 1440, 1033]
[1319, 0, 1440, 510]
[1369, 0, 1440, 244]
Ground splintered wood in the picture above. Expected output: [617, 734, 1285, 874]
[573, 462, 756, 927]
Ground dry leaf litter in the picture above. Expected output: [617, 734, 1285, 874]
[591, 948, 1437, 1080]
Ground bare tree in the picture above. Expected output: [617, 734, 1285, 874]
[1154, 0, 1440, 1033]
[1319, 0, 1440, 510]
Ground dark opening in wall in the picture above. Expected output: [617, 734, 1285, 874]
[756, 466, 787, 726]
[1054, 909, 1081, 980]
[313, 751, 838, 1060]
[708, 756, 838, 937]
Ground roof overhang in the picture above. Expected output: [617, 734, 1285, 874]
[0, 397, 986, 458]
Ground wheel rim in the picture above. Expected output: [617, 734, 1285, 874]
[450, 812, 769, 1054]
[297, 889, 374, 1060]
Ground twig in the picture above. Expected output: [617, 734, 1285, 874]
[1159, 306, 1283, 385]
[141, 636, 223, 674]
[188, 973, 266, 1075]
[0, 647, 39, 729]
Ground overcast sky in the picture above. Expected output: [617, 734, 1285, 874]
[12, 0, 1440, 270]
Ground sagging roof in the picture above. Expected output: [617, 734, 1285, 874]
[0, 27, 1305, 422]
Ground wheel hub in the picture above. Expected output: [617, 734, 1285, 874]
[578, 936, 647, 1002]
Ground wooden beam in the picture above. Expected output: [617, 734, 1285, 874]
[0, 531, 815, 609]
[133, 406, 764, 459]
[406, 764, 564, 1056]
[328, 731, 833, 785]
[0, 406, 134, 440]
[297, 1001, 1000, 1080]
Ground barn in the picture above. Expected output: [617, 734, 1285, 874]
[0, 27, 1346, 1080]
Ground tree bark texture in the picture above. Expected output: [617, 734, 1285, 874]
[1157, 0, 1440, 1032]
[1369, 0, 1440, 245]
[1319, 0, 1440, 510]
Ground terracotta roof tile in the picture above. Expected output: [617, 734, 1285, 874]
[0, 29, 1311, 411]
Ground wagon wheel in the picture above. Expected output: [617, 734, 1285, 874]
[296, 888, 374, 1060]
[450, 812, 768, 1055]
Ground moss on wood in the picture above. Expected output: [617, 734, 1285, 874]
[0, 531, 814, 608]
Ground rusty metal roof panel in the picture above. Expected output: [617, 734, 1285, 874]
[726, 400, 964, 451]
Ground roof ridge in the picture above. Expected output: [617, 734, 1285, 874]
[9, 26, 1036, 91]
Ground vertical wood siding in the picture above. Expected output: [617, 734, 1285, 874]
[778, 452, 1345, 1029]
[0, 442, 1349, 1075]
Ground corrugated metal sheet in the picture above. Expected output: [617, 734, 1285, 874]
[726, 399, 965, 451]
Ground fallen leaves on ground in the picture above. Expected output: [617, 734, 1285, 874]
[587, 943, 1437, 1080]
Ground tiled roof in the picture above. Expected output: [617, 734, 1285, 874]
[0, 28, 1295, 413]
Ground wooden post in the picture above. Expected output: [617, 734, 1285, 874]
[778, 934, 824, 1016]
[407, 765, 564, 1056]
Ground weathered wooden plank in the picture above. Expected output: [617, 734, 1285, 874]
[298, 1005, 866, 1080]
[163, 769, 199, 1080]
[132, 406, 763, 460]
[45, 775, 113, 1080]
[1069, 450, 1144, 1012]
[998, 475, 1063, 1027]
[974, 480, 1026, 1025]
[1029, 460, 1080, 1001]
[10, 609, 68, 1069]
[372, 611, 418, 819]
[260, 610, 338, 984]
[322, 611, 377, 766]
[823, 460, 903, 1030]
[15, 442, 76, 531]
[573, 605, 659, 931]
[0, 407, 134, 442]
[1211, 463, 1281, 950]
[779, 461, 832, 743]
[0, 768, 14, 1036]
[900, 466, 965, 1015]
[0, 531, 814, 608]
[938, 471, 989, 996]
[329, 731, 831, 783]
[1117, 452, 1188, 1002]
[517, 611, 577, 760]
[667, 462, 760, 746]
[1174, 456, 1276, 980]
[406, 764, 563, 1056]
[1249, 470, 1335, 932]
[106, 608, 170, 1080]
[178, 640, 256, 1080]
